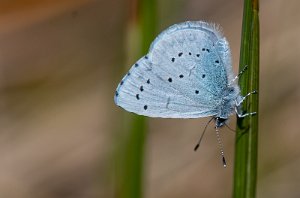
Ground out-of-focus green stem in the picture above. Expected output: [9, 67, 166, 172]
[233, 0, 259, 198]
[115, 0, 156, 198]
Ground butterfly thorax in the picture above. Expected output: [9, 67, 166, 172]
[216, 84, 240, 121]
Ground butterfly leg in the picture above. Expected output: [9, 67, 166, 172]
[235, 90, 258, 118]
[235, 107, 257, 118]
[229, 65, 248, 85]
[236, 90, 257, 106]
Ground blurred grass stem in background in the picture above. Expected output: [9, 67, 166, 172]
[114, 0, 157, 198]
[233, 0, 259, 198]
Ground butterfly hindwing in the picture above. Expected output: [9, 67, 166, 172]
[115, 56, 209, 118]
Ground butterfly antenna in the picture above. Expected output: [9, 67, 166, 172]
[215, 125, 227, 168]
[194, 117, 214, 151]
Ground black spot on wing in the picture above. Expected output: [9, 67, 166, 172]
[201, 48, 210, 53]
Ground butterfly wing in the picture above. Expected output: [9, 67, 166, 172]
[115, 21, 231, 118]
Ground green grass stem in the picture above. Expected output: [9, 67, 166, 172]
[233, 0, 259, 198]
[114, 1, 157, 198]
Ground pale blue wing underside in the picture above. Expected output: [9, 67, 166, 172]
[115, 21, 232, 118]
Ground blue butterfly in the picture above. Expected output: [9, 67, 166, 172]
[114, 21, 256, 167]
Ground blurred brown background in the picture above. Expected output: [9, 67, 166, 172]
[0, 0, 299, 198]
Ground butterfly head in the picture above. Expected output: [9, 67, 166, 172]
[215, 117, 228, 128]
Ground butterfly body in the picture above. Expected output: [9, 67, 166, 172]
[114, 21, 243, 126]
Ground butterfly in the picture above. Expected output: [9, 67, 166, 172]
[114, 21, 256, 166]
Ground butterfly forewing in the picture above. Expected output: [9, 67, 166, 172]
[115, 21, 231, 118]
